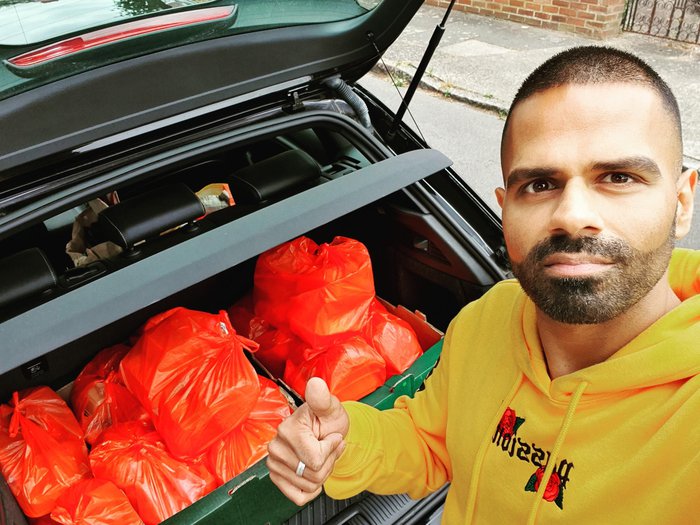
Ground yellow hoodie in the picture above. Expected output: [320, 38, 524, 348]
[325, 248, 700, 523]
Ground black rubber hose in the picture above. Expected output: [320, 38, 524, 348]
[324, 75, 372, 130]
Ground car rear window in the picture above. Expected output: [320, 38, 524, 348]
[0, 0, 380, 46]
[0, 0, 381, 100]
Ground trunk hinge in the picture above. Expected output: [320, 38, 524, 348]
[287, 90, 304, 113]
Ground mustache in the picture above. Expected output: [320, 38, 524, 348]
[527, 235, 633, 265]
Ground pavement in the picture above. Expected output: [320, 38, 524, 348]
[376, 4, 700, 169]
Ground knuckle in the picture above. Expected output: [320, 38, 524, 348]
[276, 419, 292, 436]
[300, 479, 319, 494]
[267, 439, 281, 457]
[306, 456, 325, 471]
[304, 469, 325, 485]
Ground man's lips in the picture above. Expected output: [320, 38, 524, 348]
[542, 253, 615, 277]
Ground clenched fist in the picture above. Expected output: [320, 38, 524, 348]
[267, 377, 349, 506]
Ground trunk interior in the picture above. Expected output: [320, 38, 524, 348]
[0, 105, 504, 524]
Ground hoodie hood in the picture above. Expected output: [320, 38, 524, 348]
[513, 248, 700, 400]
[669, 247, 700, 301]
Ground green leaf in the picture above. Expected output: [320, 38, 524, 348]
[513, 417, 525, 434]
[524, 473, 537, 492]
[555, 487, 564, 510]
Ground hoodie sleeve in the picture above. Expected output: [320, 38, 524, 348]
[668, 248, 700, 301]
[324, 320, 454, 500]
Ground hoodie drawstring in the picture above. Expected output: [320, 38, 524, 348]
[526, 381, 589, 525]
[465, 373, 524, 522]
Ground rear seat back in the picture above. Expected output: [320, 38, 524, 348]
[1, 151, 321, 312]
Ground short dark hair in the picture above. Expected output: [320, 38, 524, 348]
[503, 46, 682, 157]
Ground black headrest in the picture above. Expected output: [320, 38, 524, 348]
[229, 150, 321, 204]
[96, 183, 204, 250]
[0, 248, 57, 308]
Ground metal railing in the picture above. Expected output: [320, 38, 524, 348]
[623, 0, 700, 43]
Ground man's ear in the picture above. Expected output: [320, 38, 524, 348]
[675, 168, 697, 240]
[495, 187, 505, 210]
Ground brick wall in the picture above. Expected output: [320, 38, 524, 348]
[425, 0, 627, 39]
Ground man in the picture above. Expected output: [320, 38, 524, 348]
[266, 46, 699, 522]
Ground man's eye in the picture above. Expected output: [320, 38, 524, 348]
[602, 172, 633, 184]
[523, 179, 554, 193]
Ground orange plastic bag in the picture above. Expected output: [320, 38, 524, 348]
[229, 298, 300, 378]
[71, 344, 150, 445]
[50, 478, 144, 525]
[206, 376, 291, 483]
[120, 307, 261, 458]
[254, 236, 375, 347]
[0, 387, 91, 517]
[284, 335, 386, 402]
[363, 300, 423, 379]
[89, 422, 216, 525]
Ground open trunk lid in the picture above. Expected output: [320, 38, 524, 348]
[0, 0, 422, 174]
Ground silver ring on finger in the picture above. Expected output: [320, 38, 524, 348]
[295, 460, 306, 477]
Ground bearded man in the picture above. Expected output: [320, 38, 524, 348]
[266, 46, 699, 523]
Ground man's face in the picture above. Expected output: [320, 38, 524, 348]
[497, 83, 695, 324]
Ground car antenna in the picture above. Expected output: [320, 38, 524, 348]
[388, 0, 457, 138]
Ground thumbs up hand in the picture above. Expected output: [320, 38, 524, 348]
[267, 377, 350, 506]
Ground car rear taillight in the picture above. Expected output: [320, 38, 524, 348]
[9, 6, 236, 67]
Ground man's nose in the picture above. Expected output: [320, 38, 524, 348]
[548, 180, 604, 237]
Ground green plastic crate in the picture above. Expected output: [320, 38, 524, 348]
[355, 339, 443, 410]
[163, 338, 444, 525]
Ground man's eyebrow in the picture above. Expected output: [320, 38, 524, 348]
[590, 156, 662, 180]
[505, 168, 558, 188]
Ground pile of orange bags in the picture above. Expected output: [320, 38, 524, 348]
[0, 387, 91, 518]
[2, 305, 293, 524]
[237, 235, 423, 401]
[1, 234, 423, 522]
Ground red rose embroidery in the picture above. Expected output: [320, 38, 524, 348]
[498, 407, 517, 438]
[534, 466, 561, 502]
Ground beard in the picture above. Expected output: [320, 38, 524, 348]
[511, 228, 675, 325]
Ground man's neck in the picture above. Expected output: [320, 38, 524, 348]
[537, 278, 681, 379]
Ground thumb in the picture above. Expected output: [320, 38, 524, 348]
[305, 377, 334, 418]
[303, 377, 349, 439]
